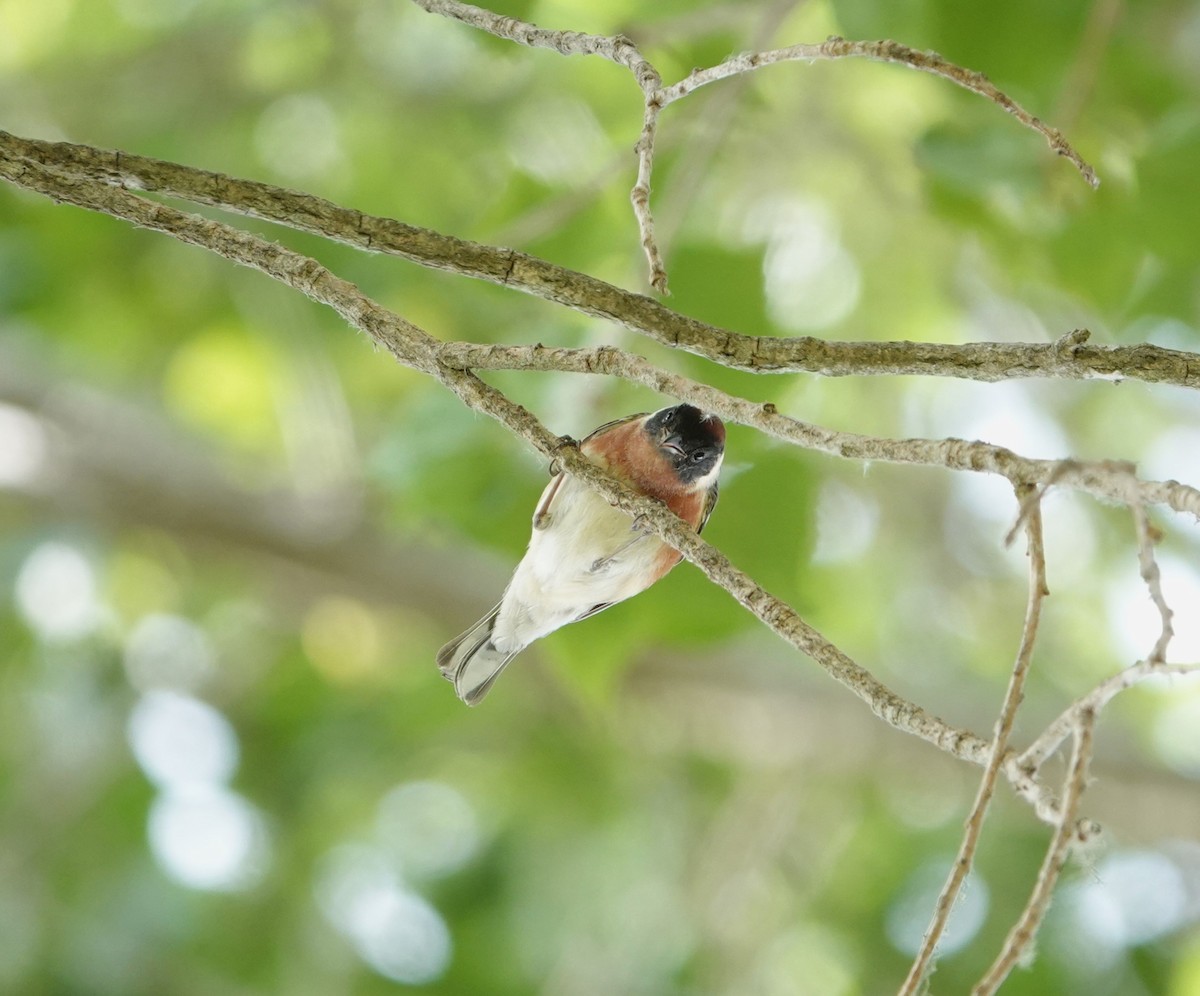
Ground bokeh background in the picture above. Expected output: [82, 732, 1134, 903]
[3, 0, 1200, 993]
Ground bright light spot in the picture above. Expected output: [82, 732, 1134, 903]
[0, 403, 47, 487]
[957, 383, 1070, 461]
[507, 97, 611, 184]
[127, 691, 238, 790]
[811, 480, 880, 564]
[14, 542, 103, 640]
[316, 844, 452, 985]
[148, 786, 270, 892]
[124, 614, 216, 692]
[1107, 553, 1200, 663]
[753, 199, 861, 332]
[316, 844, 395, 924]
[376, 781, 481, 879]
[1152, 695, 1200, 777]
[886, 859, 990, 956]
[1143, 425, 1200, 491]
[944, 472, 1026, 577]
[948, 470, 1015, 530]
[347, 886, 451, 985]
[1039, 494, 1098, 586]
[914, 379, 1069, 461]
[164, 327, 281, 452]
[255, 93, 344, 182]
[1059, 850, 1189, 949]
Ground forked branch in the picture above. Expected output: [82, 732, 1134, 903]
[414, 0, 1098, 291]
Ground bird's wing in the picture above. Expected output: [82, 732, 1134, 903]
[579, 411, 649, 447]
[697, 481, 719, 534]
[573, 599, 617, 623]
[536, 411, 649, 529]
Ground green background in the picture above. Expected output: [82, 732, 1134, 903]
[2, 0, 1200, 993]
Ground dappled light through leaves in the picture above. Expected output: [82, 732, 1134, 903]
[2, 0, 1200, 993]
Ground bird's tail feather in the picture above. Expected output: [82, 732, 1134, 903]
[436, 604, 520, 705]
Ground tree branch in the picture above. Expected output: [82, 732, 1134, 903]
[899, 485, 1049, 994]
[1, 52, 1185, 977]
[973, 712, 1098, 995]
[6, 132, 1196, 390]
[1015, 660, 1198, 774]
[0, 144, 1002, 773]
[661, 37, 1098, 189]
[436, 342, 1200, 519]
[413, 1, 1097, 292]
[4, 134, 1193, 841]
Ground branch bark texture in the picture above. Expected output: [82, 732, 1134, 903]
[1, 7, 1194, 987]
[3, 131, 1197, 392]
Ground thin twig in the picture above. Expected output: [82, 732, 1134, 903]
[0, 147, 1003, 772]
[415, 1, 1097, 293]
[1003, 460, 1077, 547]
[436, 341, 1200, 519]
[1130, 497, 1174, 664]
[973, 712, 1098, 995]
[631, 96, 668, 292]
[899, 485, 1049, 995]
[661, 37, 1098, 188]
[411, 0, 670, 290]
[411, 0, 659, 85]
[6, 133, 1198, 389]
[649, 0, 800, 256]
[1015, 660, 1198, 773]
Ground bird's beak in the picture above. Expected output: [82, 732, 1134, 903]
[661, 434, 685, 457]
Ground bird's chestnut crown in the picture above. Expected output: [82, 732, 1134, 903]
[644, 404, 725, 484]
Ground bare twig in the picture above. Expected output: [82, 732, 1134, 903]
[436, 341, 1200, 519]
[661, 37, 1098, 188]
[973, 712, 1098, 996]
[0, 4, 1191, 984]
[1015, 660, 1199, 774]
[899, 485, 1049, 995]
[1003, 460, 1076, 546]
[410, 0, 659, 84]
[0, 146, 1000, 770]
[4, 139, 1194, 837]
[6, 133, 1197, 390]
[1130, 498, 1174, 664]
[648, 0, 800, 256]
[413, 0, 1097, 291]
[411, 0, 670, 291]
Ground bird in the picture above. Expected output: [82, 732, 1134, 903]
[437, 403, 725, 705]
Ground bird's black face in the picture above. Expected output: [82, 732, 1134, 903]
[645, 404, 725, 485]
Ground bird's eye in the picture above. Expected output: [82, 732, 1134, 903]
[691, 449, 709, 463]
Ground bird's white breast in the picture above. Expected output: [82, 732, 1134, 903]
[490, 476, 670, 653]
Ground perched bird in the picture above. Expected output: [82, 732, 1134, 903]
[437, 403, 725, 705]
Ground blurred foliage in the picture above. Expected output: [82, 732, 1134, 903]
[2, 0, 1200, 993]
